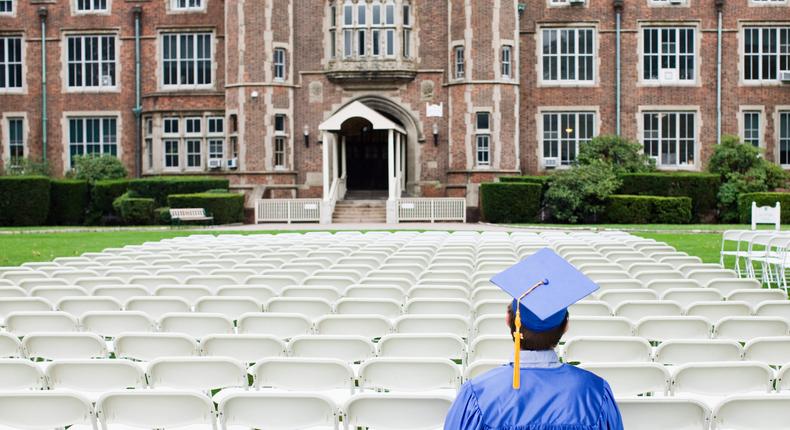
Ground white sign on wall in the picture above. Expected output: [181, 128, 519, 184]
[426, 103, 444, 118]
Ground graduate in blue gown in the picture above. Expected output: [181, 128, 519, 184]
[444, 249, 624, 430]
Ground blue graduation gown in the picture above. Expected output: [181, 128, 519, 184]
[444, 362, 623, 430]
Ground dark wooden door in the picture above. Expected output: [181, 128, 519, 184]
[346, 129, 388, 191]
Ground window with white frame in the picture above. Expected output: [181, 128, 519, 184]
[501, 45, 512, 78]
[0, 0, 14, 13]
[649, 0, 687, 4]
[329, 3, 337, 58]
[67, 35, 117, 89]
[643, 27, 696, 83]
[0, 37, 22, 90]
[144, 117, 153, 170]
[184, 117, 202, 168]
[476, 112, 491, 167]
[743, 27, 790, 82]
[76, 0, 108, 12]
[781, 112, 790, 166]
[274, 48, 286, 81]
[67, 117, 118, 167]
[274, 114, 287, 169]
[335, 0, 404, 60]
[207, 117, 224, 160]
[454, 46, 465, 79]
[643, 112, 696, 167]
[172, 0, 203, 11]
[163, 117, 180, 168]
[356, 1, 366, 56]
[371, 0, 381, 56]
[343, 1, 353, 58]
[385, 0, 395, 56]
[402, 2, 411, 58]
[541, 28, 595, 83]
[7, 117, 24, 163]
[161, 33, 212, 88]
[743, 111, 761, 147]
[542, 112, 595, 166]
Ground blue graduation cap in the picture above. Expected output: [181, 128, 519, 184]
[489, 247, 599, 389]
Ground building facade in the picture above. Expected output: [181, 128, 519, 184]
[1, 0, 789, 219]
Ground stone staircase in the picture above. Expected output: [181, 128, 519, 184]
[332, 199, 387, 224]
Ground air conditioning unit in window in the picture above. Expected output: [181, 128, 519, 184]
[227, 158, 238, 169]
[101, 75, 113, 87]
[569, 0, 585, 5]
[662, 69, 678, 81]
[780, 71, 790, 82]
[208, 159, 222, 169]
[543, 158, 559, 169]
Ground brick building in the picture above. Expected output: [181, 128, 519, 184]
[1, 0, 789, 221]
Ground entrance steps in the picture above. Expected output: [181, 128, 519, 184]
[332, 199, 387, 224]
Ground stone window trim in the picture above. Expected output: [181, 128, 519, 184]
[501, 44, 513, 80]
[166, 0, 208, 15]
[329, 0, 413, 62]
[273, 45, 288, 82]
[474, 110, 492, 168]
[61, 32, 120, 94]
[535, 106, 600, 171]
[636, 105, 701, 172]
[157, 30, 216, 91]
[2, 111, 27, 166]
[748, 0, 789, 6]
[271, 112, 290, 171]
[773, 106, 790, 167]
[0, 34, 25, 94]
[547, 0, 590, 8]
[61, 110, 123, 170]
[0, 0, 16, 17]
[647, 0, 691, 8]
[535, 24, 599, 88]
[157, 114, 224, 172]
[636, 22, 701, 88]
[72, 0, 111, 16]
[738, 105, 766, 150]
[452, 43, 465, 81]
[738, 23, 790, 86]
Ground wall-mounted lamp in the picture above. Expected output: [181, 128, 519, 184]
[432, 123, 440, 147]
[517, 3, 526, 16]
[303, 125, 310, 148]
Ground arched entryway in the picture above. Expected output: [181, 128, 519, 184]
[340, 116, 391, 193]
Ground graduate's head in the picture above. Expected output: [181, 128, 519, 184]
[506, 303, 569, 351]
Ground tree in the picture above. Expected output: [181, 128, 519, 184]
[577, 135, 655, 175]
[544, 160, 621, 223]
[70, 155, 128, 183]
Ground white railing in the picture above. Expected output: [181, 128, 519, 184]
[397, 198, 467, 223]
[321, 175, 347, 224]
[255, 199, 322, 224]
[394, 172, 403, 199]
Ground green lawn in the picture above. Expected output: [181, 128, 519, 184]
[635, 232, 722, 264]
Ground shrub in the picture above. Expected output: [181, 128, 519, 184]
[0, 176, 51, 226]
[737, 192, 790, 224]
[544, 161, 621, 223]
[577, 135, 655, 175]
[604, 195, 692, 224]
[130, 176, 230, 206]
[480, 183, 542, 223]
[49, 180, 89, 225]
[156, 207, 172, 225]
[0, 158, 51, 177]
[70, 155, 128, 183]
[113, 193, 156, 225]
[87, 179, 130, 225]
[167, 192, 244, 225]
[618, 173, 720, 221]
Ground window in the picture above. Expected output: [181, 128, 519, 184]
[402, 2, 411, 58]
[162, 33, 212, 88]
[7, 117, 24, 163]
[207, 116, 224, 160]
[67, 35, 116, 89]
[186, 139, 201, 167]
[743, 111, 761, 147]
[144, 117, 153, 170]
[501, 45, 512, 78]
[454, 46, 465, 79]
[172, 0, 202, 11]
[274, 114, 286, 133]
[0, 0, 13, 14]
[329, 4, 337, 58]
[643, 112, 696, 167]
[780, 112, 790, 166]
[744, 27, 790, 82]
[542, 112, 595, 166]
[643, 27, 695, 83]
[476, 112, 491, 167]
[274, 48, 286, 81]
[542, 28, 594, 83]
[76, 0, 107, 12]
[164, 140, 179, 168]
[0, 37, 22, 90]
[274, 136, 286, 168]
[68, 117, 118, 167]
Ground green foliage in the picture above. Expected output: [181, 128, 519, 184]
[70, 155, 128, 183]
[87, 179, 130, 225]
[130, 176, 230, 206]
[0, 158, 51, 177]
[49, 180, 89, 226]
[0, 176, 51, 226]
[120, 198, 156, 225]
[480, 183, 542, 223]
[544, 161, 621, 223]
[156, 207, 172, 225]
[498, 176, 551, 192]
[708, 135, 788, 222]
[738, 192, 790, 224]
[577, 135, 655, 175]
[618, 173, 720, 221]
[604, 195, 692, 224]
[167, 193, 244, 225]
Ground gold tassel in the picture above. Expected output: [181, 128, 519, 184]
[512, 279, 549, 390]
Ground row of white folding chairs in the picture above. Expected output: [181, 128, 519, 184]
[583, 269, 739, 286]
[595, 278, 771, 297]
[585, 286, 782, 308]
[570, 296, 790, 320]
[0, 390, 454, 430]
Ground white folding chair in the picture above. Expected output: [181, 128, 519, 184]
[30, 286, 88, 303]
[342, 393, 454, 430]
[92, 285, 150, 303]
[314, 315, 393, 338]
[615, 300, 683, 321]
[655, 340, 743, 365]
[580, 363, 670, 396]
[216, 285, 277, 305]
[378, 334, 466, 361]
[126, 275, 181, 290]
[252, 357, 355, 393]
[358, 357, 461, 392]
[599, 290, 658, 307]
[0, 392, 97, 430]
[393, 315, 470, 338]
[743, 337, 790, 367]
[23, 332, 108, 360]
[125, 296, 191, 320]
[201, 334, 287, 363]
[687, 301, 753, 324]
[80, 311, 156, 338]
[779, 365, 790, 392]
[0, 359, 46, 390]
[568, 301, 613, 317]
[564, 317, 634, 339]
[289, 335, 376, 363]
[0, 298, 52, 321]
[345, 285, 406, 302]
[645, 279, 702, 295]
[237, 313, 313, 338]
[96, 391, 216, 430]
[711, 394, 790, 430]
[0, 333, 22, 358]
[636, 317, 713, 342]
[754, 301, 790, 320]
[562, 336, 652, 363]
[195, 297, 262, 321]
[267, 298, 333, 320]
[464, 360, 508, 380]
[281, 286, 342, 302]
[617, 398, 710, 430]
[147, 357, 248, 400]
[335, 298, 402, 319]
[155, 285, 213, 305]
[727, 289, 787, 308]
[159, 312, 234, 339]
[46, 359, 146, 402]
[115, 332, 199, 361]
[405, 298, 471, 317]
[4, 311, 79, 335]
[184, 275, 237, 291]
[672, 362, 774, 398]
[714, 317, 789, 341]
[468, 335, 511, 362]
[57, 297, 123, 318]
[661, 288, 723, 309]
[688, 269, 739, 286]
[706, 278, 762, 295]
[219, 392, 339, 430]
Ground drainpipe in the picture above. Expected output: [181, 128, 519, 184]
[614, 0, 623, 136]
[132, 6, 143, 177]
[715, 0, 724, 145]
[38, 8, 47, 163]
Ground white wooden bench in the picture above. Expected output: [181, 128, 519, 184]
[169, 208, 213, 224]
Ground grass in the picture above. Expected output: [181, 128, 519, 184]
[512, 224, 786, 233]
[634, 232, 722, 264]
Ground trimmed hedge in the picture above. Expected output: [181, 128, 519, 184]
[480, 183, 542, 223]
[49, 180, 89, 225]
[130, 176, 230, 206]
[156, 207, 172, 225]
[0, 176, 51, 226]
[168, 193, 244, 225]
[119, 197, 156, 225]
[619, 173, 720, 220]
[604, 195, 692, 224]
[738, 192, 790, 224]
[87, 179, 130, 224]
